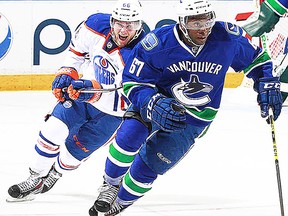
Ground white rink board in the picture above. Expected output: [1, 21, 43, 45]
[0, 0, 255, 74]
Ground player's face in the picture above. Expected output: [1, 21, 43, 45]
[112, 20, 140, 48]
[187, 27, 212, 45]
[184, 17, 214, 45]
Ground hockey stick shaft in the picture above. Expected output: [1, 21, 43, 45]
[268, 109, 285, 216]
[62, 86, 122, 93]
[78, 86, 122, 93]
[275, 53, 288, 77]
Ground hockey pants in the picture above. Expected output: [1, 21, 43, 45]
[31, 100, 122, 175]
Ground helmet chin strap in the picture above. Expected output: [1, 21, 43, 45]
[110, 30, 120, 46]
[179, 24, 202, 47]
[130, 28, 143, 44]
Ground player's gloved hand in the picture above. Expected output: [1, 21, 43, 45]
[52, 67, 79, 101]
[67, 79, 102, 102]
[242, 1, 281, 37]
[256, 77, 282, 121]
[142, 93, 186, 132]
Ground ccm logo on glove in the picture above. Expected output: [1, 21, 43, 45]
[263, 82, 280, 89]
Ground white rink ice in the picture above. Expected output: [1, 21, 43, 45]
[1, 87, 288, 216]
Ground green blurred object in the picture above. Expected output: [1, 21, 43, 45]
[242, 2, 280, 37]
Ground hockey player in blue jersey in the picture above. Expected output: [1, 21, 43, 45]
[88, 0, 283, 215]
[7, 0, 145, 202]
[243, 0, 288, 37]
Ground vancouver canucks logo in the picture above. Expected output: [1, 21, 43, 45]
[93, 55, 117, 85]
[172, 74, 213, 107]
[0, 13, 12, 61]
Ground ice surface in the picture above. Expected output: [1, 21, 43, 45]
[1, 87, 288, 216]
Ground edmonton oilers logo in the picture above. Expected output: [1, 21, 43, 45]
[0, 13, 12, 61]
[93, 55, 117, 85]
[99, 56, 108, 68]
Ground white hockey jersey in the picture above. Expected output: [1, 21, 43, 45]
[61, 13, 145, 117]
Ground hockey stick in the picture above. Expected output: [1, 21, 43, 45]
[77, 86, 122, 93]
[62, 86, 122, 93]
[275, 53, 288, 77]
[6, 194, 35, 203]
[268, 108, 285, 216]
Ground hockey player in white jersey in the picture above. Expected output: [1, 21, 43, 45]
[7, 0, 145, 202]
[88, 0, 283, 215]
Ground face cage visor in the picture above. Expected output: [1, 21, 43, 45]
[111, 19, 142, 31]
[181, 11, 216, 30]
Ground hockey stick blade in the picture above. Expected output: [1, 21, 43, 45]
[6, 194, 36, 203]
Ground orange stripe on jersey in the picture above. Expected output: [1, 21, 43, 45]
[69, 47, 85, 57]
[102, 31, 119, 52]
[84, 22, 106, 38]
[108, 47, 121, 55]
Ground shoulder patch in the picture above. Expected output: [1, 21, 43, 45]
[224, 22, 240, 36]
[141, 33, 158, 51]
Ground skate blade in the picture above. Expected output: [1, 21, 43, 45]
[6, 194, 35, 203]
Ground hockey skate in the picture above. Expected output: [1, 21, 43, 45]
[7, 168, 44, 202]
[41, 164, 62, 194]
[89, 201, 127, 216]
[104, 201, 127, 216]
[94, 181, 120, 212]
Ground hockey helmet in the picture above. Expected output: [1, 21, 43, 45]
[111, 0, 143, 22]
[177, 0, 216, 30]
[110, 0, 143, 45]
[110, 0, 143, 32]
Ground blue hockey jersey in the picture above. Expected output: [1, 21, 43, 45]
[122, 22, 273, 127]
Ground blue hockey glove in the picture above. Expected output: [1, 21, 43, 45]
[143, 93, 186, 132]
[52, 67, 79, 101]
[242, 1, 281, 37]
[67, 79, 102, 103]
[257, 77, 282, 121]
